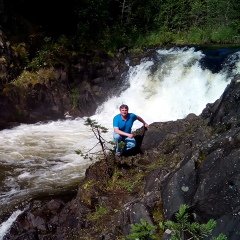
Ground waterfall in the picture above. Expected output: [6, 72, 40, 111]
[0, 46, 239, 234]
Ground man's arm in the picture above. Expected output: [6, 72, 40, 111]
[137, 116, 149, 129]
[114, 128, 134, 138]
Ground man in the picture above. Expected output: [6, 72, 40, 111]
[113, 104, 149, 156]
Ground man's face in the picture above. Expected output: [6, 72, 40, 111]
[120, 107, 128, 117]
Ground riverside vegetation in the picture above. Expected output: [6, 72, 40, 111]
[1, 0, 240, 75]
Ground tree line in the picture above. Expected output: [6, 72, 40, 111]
[75, 0, 240, 50]
[1, 0, 240, 52]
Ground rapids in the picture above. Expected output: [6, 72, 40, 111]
[0, 46, 240, 238]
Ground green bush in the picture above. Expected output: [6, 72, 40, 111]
[210, 26, 238, 43]
[159, 204, 227, 240]
[13, 68, 56, 87]
[127, 219, 157, 240]
[27, 37, 75, 71]
[187, 27, 211, 45]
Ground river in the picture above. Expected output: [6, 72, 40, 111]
[0, 46, 239, 238]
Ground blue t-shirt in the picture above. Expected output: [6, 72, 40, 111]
[113, 113, 137, 134]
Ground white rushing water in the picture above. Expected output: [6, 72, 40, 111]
[0, 47, 239, 236]
[0, 209, 25, 240]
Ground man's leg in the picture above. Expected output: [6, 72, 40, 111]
[113, 133, 123, 154]
[124, 137, 136, 151]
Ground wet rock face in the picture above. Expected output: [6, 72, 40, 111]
[0, 40, 129, 129]
[160, 79, 240, 239]
[0, 27, 132, 130]
[201, 78, 240, 132]
[160, 128, 240, 238]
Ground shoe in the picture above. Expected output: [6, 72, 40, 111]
[115, 153, 121, 157]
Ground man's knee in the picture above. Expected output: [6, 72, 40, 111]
[125, 138, 136, 150]
[114, 133, 122, 142]
[127, 141, 136, 148]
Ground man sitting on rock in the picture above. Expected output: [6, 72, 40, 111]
[113, 104, 149, 156]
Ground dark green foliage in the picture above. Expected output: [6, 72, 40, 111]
[27, 37, 75, 70]
[4, 0, 240, 59]
[159, 204, 227, 240]
[127, 219, 157, 240]
[74, 0, 112, 48]
[73, 0, 240, 50]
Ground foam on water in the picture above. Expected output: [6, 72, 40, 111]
[0, 47, 239, 235]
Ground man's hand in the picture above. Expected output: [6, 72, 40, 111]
[144, 123, 150, 129]
[128, 133, 134, 138]
[137, 116, 150, 129]
[114, 128, 134, 138]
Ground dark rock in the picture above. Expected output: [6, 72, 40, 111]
[114, 202, 154, 236]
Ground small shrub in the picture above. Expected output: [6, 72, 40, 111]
[127, 219, 157, 240]
[187, 27, 211, 44]
[70, 88, 79, 109]
[27, 38, 75, 71]
[210, 27, 237, 43]
[75, 118, 114, 161]
[87, 205, 108, 225]
[12, 70, 39, 87]
[11, 42, 30, 68]
[159, 204, 227, 240]
[12, 68, 56, 87]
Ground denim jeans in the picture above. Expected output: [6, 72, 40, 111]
[113, 133, 136, 154]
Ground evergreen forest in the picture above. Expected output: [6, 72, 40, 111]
[1, 0, 240, 55]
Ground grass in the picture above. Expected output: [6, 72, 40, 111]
[12, 68, 56, 87]
[130, 26, 240, 50]
[87, 205, 109, 225]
